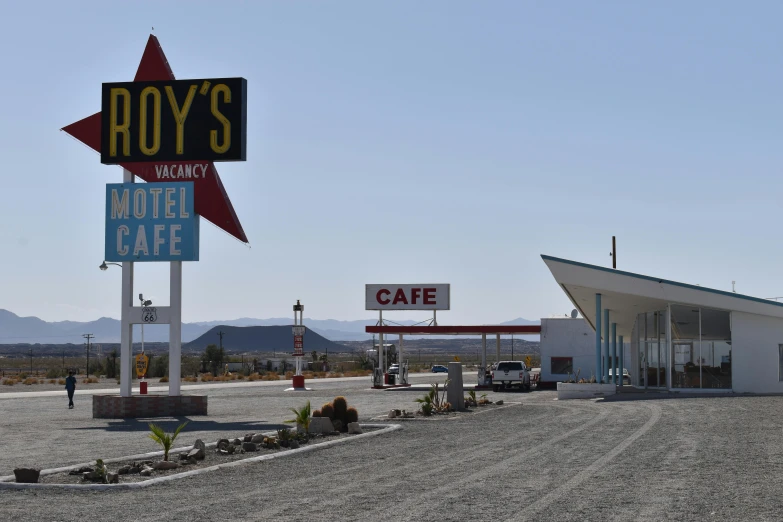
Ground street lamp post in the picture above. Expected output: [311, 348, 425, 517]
[291, 300, 306, 390]
[139, 294, 151, 387]
[139, 294, 152, 356]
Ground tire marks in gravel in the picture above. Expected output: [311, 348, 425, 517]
[514, 402, 662, 520]
[379, 402, 611, 522]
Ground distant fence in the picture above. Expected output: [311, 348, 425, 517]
[0, 368, 80, 377]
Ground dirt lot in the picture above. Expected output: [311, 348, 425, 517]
[2, 378, 783, 521]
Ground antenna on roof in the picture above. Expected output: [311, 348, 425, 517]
[610, 236, 616, 269]
[732, 281, 736, 293]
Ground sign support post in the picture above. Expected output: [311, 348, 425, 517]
[120, 169, 135, 397]
[169, 261, 182, 396]
[379, 310, 384, 384]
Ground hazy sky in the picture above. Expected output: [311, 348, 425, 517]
[2, 1, 783, 325]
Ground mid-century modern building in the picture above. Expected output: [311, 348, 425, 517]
[542, 254, 783, 394]
[539, 317, 629, 386]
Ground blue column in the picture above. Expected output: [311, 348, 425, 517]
[612, 323, 617, 385]
[619, 335, 624, 387]
[604, 310, 610, 383]
[595, 294, 601, 383]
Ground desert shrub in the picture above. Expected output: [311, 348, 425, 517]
[2, 379, 15, 386]
[183, 376, 198, 382]
[321, 403, 335, 420]
[149, 354, 169, 378]
[23, 378, 37, 385]
[46, 368, 64, 379]
[58, 378, 66, 385]
[237, 374, 245, 380]
[302, 371, 314, 380]
[159, 376, 169, 383]
[262, 373, 280, 381]
[19, 373, 27, 380]
[345, 407, 359, 424]
[286, 401, 311, 434]
[312, 409, 322, 417]
[247, 373, 260, 381]
[333, 396, 348, 421]
[284, 371, 293, 380]
[201, 374, 214, 382]
[48, 379, 56, 384]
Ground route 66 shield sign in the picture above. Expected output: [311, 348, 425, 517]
[142, 307, 158, 323]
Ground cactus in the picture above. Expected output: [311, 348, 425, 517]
[312, 409, 322, 417]
[333, 396, 348, 420]
[321, 403, 335, 420]
[345, 406, 359, 424]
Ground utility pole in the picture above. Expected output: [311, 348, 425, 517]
[83, 334, 94, 377]
[218, 330, 224, 351]
[29, 347, 32, 374]
[512, 334, 514, 360]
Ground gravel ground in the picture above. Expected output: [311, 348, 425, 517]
[3, 378, 783, 521]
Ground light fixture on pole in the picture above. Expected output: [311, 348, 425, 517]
[99, 261, 122, 271]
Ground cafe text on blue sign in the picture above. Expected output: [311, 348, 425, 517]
[105, 182, 200, 262]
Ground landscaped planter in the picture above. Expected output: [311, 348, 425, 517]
[556, 382, 616, 400]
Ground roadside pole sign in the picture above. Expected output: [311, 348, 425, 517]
[135, 353, 149, 378]
[293, 336, 304, 356]
[292, 326, 305, 336]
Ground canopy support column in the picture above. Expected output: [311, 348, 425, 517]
[604, 310, 610, 383]
[611, 322, 617, 385]
[595, 294, 601, 383]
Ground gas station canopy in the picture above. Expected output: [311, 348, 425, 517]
[365, 325, 541, 336]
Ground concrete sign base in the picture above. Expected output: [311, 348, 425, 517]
[93, 394, 207, 418]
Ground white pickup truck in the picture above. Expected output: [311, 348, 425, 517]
[491, 361, 532, 392]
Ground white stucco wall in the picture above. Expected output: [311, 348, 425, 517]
[730, 311, 783, 393]
[541, 317, 631, 383]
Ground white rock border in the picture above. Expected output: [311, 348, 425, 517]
[0, 423, 400, 491]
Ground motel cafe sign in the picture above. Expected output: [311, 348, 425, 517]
[365, 284, 451, 310]
[105, 182, 199, 262]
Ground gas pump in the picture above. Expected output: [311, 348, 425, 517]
[477, 366, 492, 386]
[399, 362, 409, 385]
[372, 368, 383, 387]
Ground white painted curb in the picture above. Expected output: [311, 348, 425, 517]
[0, 423, 401, 490]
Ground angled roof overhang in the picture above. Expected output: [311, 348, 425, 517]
[542, 255, 783, 338]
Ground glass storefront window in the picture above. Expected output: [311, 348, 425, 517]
[669, 305, 731, 390]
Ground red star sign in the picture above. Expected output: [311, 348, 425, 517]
[62, 35, 248, 244]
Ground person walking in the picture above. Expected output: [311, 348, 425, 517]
[65, 371, 76, 409]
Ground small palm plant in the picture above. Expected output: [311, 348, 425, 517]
[287, 400, 312, 434]
[148, 421, 188, 461]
